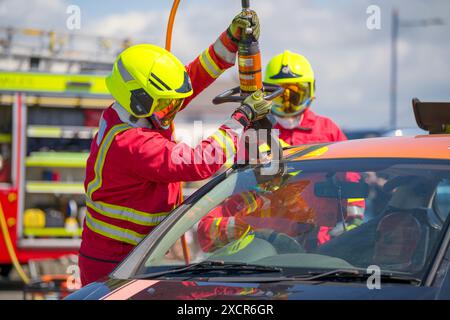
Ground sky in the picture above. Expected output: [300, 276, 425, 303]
[0, 0, 449, 130]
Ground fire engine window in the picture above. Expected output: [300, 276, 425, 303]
[0, 104, 12, 184]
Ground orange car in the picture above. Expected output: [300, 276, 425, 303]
[68, 99, 450, 300]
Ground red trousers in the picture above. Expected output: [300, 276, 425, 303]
[78, 253, 119, 287]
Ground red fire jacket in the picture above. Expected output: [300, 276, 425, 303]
[79, 31, 242, 269]
[275, 108, 347, 145]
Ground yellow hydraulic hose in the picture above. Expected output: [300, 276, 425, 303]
[0, 200, 30, 284]
[165, 0, 190, 265]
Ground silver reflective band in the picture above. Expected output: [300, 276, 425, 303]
[213, 39, 236, 65]
[86, 197, 169, 226]
[200, 50, 222, 78]
[347, 205, 365, 219]
[226, 217, 236, 240]
[117, 58, 134, 82]
[223, 117, 244, 136]
[85, 211, 144, 245]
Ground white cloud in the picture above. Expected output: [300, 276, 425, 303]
[0, 0, 68, 29]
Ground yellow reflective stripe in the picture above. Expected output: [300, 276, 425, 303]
[241, 192, 257, 214]
[86, 197, 169, 227]
[259, 143, 270, 153]
[211, 129, 236, 163]
[217, 129, 236, 164]
[0, 71, 110, 95]
[222, 225, 254, 255]
[199, 49, 223, 78]
[240, 192, 252, 214]
[347, 198, 364, 203]
[87, 123, 131, 198]
[259, 138, 290, 153]
[85, 211, 145, 245]
[279, 139, 290, 148]
[219, 130, 236, 154]
[209, 217, 223, 246]
[249, 193, 259, 213]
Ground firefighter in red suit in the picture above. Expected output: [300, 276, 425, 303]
[78, 11, 272, 286]
[263, 50, 365, 244]
[195, 50, 365, 251]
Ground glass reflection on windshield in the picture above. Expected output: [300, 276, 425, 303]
[137, 159, 450, 281]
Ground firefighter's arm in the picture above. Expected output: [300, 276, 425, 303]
[130, 114, 245, 183]
[197, 190, 263, 252]
[182, 30, 238, 108]
[182, 11, 259, 108]
[198, 214, 251, 253]
[131, 92, 271, 183]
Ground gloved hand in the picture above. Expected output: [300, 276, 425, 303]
[253, 229, 304, 254]
[228, 10, 260, 42]
[234, 90, 272, 124]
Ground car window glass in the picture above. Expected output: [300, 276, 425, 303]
[435, 179, 450, 221]
[135, 159, 450, 280]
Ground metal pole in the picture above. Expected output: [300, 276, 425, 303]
[390, 8, 399, 129]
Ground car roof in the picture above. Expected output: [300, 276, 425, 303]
[284, 134, 450, 161]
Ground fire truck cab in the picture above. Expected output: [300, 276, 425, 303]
[0, 71, 112, 278]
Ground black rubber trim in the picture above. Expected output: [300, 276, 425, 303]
[226, 28, 239, 44]
[149, 79, 163, 91]
[150, 73, 171, 90]
[175, 72, 192, 93]
[238, 69, 262, 75]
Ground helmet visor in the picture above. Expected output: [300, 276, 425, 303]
[272, 83, 311, 117]
[152, 98, 184, 127]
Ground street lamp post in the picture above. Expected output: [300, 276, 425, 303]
[389, 9, 444, 130]
[390, 9, 399, 130]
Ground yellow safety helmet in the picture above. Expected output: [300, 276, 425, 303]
[264, 50, 315, 118]
[106, 44, 193, 127]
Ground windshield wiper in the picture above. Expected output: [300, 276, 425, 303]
[290, 269, 421, 285]
[135, 260, 283, 279]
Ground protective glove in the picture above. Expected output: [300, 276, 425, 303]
[253, 229, 304, 254]
[228, 10, 260, 43]
[234, 90, 272, 125]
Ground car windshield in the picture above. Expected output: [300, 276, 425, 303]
[133, 158, 450, 281]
